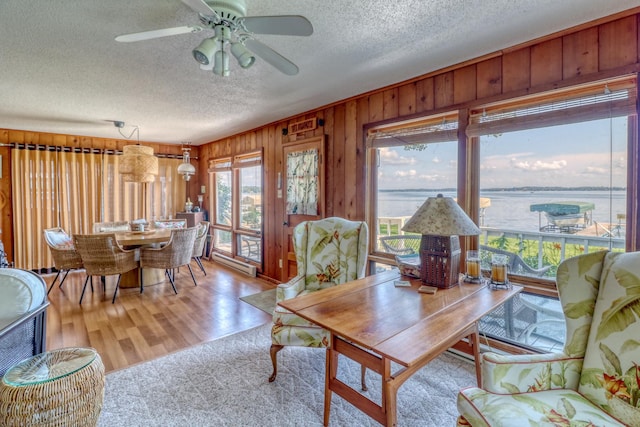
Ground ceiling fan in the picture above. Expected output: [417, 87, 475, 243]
[115, 0, 313, 76]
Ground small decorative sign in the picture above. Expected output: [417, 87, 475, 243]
[288, 118, 317, 135]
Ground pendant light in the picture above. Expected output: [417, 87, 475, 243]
[177, 143, 196, 181]
[116, 122, 158, 182]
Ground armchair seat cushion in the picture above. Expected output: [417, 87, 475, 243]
[273, 305, 319, 328]
[458, 387, 627, 426]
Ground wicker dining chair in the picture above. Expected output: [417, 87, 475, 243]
[139, 227, 198, 294]
[72, 234, 138, 304]
[42, 228, 84, 295]
[191, 221, 210, 275]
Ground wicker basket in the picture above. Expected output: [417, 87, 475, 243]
[0, 347, 105, 427]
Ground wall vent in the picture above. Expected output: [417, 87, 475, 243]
[211, 252, 257, 277]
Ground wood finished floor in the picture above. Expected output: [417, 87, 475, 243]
[44, 259, 275, 373]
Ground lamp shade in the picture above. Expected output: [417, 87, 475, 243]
[120, 145, 158, 183]
[402, 194, 480, 236]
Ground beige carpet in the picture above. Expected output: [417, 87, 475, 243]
[240, 288, 276, 314]
[98, 323, 475, 426]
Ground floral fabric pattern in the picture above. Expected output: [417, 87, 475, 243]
[458, 250, 640, 426]
[271, 217, 368, 349]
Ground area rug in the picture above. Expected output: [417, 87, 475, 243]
[98, 323, 475, 426]
[239, 288, 277, 314]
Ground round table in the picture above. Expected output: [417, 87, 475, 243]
[0, 347, 105, 426]
[115, 229, 171, 288]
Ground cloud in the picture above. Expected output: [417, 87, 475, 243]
[432, 156, 441, 164]
[379, 147, 416, 165]
[418, 174, 441, 182]
[511, 159, 567, 171]
[394, 170, 417, 177]
[584, 166, 607, 175]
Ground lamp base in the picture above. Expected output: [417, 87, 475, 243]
[419, 235, 461, 289]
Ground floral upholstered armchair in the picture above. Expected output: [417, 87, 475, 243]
[457, 250, 640, 426]
[269, 217, 368, 382]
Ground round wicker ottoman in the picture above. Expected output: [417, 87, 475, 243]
[0, 347, 105, 427]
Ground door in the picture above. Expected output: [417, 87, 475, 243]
[282, 136, 325, 280]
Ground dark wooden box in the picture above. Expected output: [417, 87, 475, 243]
[420, 235, 461, 288]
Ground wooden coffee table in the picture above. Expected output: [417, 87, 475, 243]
[278, 270, 521, 427]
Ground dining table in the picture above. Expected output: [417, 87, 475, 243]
[113, 229, 172, 288]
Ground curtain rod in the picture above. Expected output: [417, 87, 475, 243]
[7, 142, 198, 159]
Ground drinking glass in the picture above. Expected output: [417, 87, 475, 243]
[491, 254, 508, 284]
[465, 250, 480, 280]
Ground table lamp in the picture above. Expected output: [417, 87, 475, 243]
[402, 194, 481, 288]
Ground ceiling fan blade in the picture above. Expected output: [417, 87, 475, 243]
[242, 16, 313, 36]
[115, 26, 203, 42]
[181, 0, 216, 16]
[244, 39, 299, 76]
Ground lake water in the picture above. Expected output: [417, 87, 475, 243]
[378, 190, 626, 232]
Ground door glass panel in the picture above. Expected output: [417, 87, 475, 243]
[215, 171, 232, 226]
[238, 235, 261, 262]
[213, 229, 232, 253]
[239, 164, 262, 231]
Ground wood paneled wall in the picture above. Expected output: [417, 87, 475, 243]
[0, 129, 186, 263]
[197, 11, 640, 283]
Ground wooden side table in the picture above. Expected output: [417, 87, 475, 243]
[0, 347, 105, 426]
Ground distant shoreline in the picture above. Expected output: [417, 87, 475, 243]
[380, 187, 626, 193]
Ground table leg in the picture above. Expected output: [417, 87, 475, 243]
[324, 345, 338, 426]
[469, 324, 482, 386]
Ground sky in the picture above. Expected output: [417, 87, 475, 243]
[378, 116, 628, 190]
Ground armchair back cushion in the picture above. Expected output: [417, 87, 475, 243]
[293, 217, 368, 291]
[577, 251, 640, 423]
[0, 269, 46, 330]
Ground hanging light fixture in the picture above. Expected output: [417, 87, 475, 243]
[116, 122, 159, 183]
[177, 143, 196, 181]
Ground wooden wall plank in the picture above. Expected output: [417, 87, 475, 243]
[531, 39, 563, 86]
[416, 77, 435, 113]
[355, 97, 369, 220]
[368, 92, 384, 122]
[332, 104, 346, 218]
[323, 107, 335, 217]
[383, 88, 399, 120]
[398, 83, 417, 116]
[453, 65, 477, 104]
[476, 57, 502, 98]
[344, 100, 357, 219]
[502, 48, 531, 92]
[562, 27, 599, 78]
[599, 16, 638, 70]
[434, 72, 454, 109]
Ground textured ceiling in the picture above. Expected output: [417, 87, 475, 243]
[1, 1, 639, 145]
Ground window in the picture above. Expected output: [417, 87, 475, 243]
[470, 78, 635, 351]
[471, 79, 634, 279]
[367, 113, 459, 262]
[209, 152, 262, 265]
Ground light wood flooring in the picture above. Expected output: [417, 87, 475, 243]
[44, 260, 275, 373]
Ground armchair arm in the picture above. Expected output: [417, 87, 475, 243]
[481, 351, 583, 394]
[276, 275, 306, 302]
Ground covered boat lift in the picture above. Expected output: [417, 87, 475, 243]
[530, 201, 594, 233]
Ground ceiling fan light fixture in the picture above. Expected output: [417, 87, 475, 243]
[192, 37, 220, 65]
[213, 50, 230, 76]
[231, 42, 255, 69]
